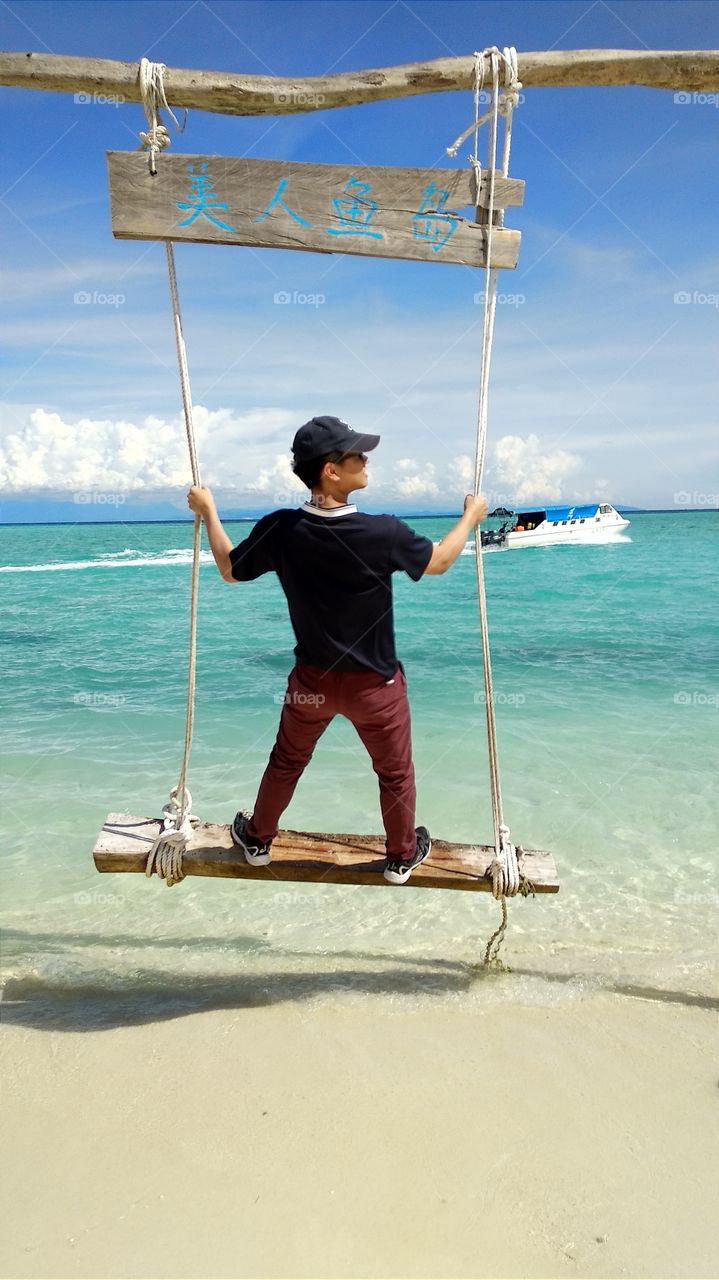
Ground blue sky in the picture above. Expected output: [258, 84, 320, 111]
[1, 0, 717, 520]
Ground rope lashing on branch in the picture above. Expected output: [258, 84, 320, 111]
[446, 47, 523, 162]
[137, 57, 186, 174]
[447, 47, 529, 963]
[137, 61, 202, 885]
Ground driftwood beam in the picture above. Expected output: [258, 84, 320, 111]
[0, 50, 717, 118]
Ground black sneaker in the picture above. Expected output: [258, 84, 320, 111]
[384, 827, 432, 885]
[230, 811, 272, 866]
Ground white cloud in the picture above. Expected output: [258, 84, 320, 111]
[491, 433, 581, 503]
[395, 460, 439, 498]
[0, 405, 298, 495]
[247, 453, 305, 501]
[446, 454, 474, 492]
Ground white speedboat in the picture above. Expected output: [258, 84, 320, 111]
[481, 502, 630, 549]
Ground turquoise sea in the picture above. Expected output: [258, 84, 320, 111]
[1, 512, 717, 1023]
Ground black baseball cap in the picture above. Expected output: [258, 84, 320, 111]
[292, 415, 380, 464]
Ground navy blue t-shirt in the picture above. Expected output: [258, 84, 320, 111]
[229, 503, 434, 677]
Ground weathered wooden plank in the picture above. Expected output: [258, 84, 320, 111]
[1, 51, 717, 117]
[93, 813, 560, 893]
[106, 152, 522, 268]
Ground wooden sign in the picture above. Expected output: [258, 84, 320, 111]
[106, 152, 523, 269]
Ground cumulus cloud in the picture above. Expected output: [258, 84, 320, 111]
[0, 405, 664, 513]
[394, 459, 439, 498]
[446, 454, 474, 492]
[0, 404, 297, 495]
[491, 433, 581, 503]
[246, 453, 305, 502]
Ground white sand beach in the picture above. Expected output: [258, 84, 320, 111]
[2, 984, 718, 1279]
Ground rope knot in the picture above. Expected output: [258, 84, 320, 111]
[145, 786, 197, 886]
[445, 45, 521, 162]
[138, 124, 172, 154]
[137, 56, 186, 174]
[486, 825, 521, 899]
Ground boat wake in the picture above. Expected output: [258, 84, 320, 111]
[0, 549, 212, 574]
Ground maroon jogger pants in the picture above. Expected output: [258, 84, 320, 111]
[246, 663, 417, 860]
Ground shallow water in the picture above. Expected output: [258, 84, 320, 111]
[1, 512, 717, 1018]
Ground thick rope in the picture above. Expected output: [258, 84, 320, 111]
[448, 48, 525, 955]
[145, 242, 202, 885]
[137, 61, 200, 885]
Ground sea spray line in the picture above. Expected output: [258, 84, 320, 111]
[2, 539, 637, 572]
[0, 549, 215, 573]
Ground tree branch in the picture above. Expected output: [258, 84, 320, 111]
[0, 49, 717, 117]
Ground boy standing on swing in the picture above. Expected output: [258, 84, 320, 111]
[188, 415, 487, 883]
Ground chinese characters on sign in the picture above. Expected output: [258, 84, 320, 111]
[177, 165, 458, 251]
[176, 162, 235, 231]
[411, 182, 458, 252]
[253, 177, 310, 228]
[326, 177, 382, 240]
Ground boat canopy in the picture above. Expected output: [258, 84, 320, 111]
[541, 503, 600, 522]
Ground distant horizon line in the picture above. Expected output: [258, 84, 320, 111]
[0, 508, 715, 528]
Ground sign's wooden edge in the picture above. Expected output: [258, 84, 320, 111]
[104, 150, 525, 207]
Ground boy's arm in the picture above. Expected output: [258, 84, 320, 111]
[187, 485, 235, 581]
[423, 495, 488, 575]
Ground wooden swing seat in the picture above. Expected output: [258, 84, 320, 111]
[93, 814, 559, 893]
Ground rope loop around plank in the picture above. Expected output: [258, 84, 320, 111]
[145, 787, 197, 887]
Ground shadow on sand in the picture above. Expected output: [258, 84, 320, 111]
[1, 927, 717, 1032]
